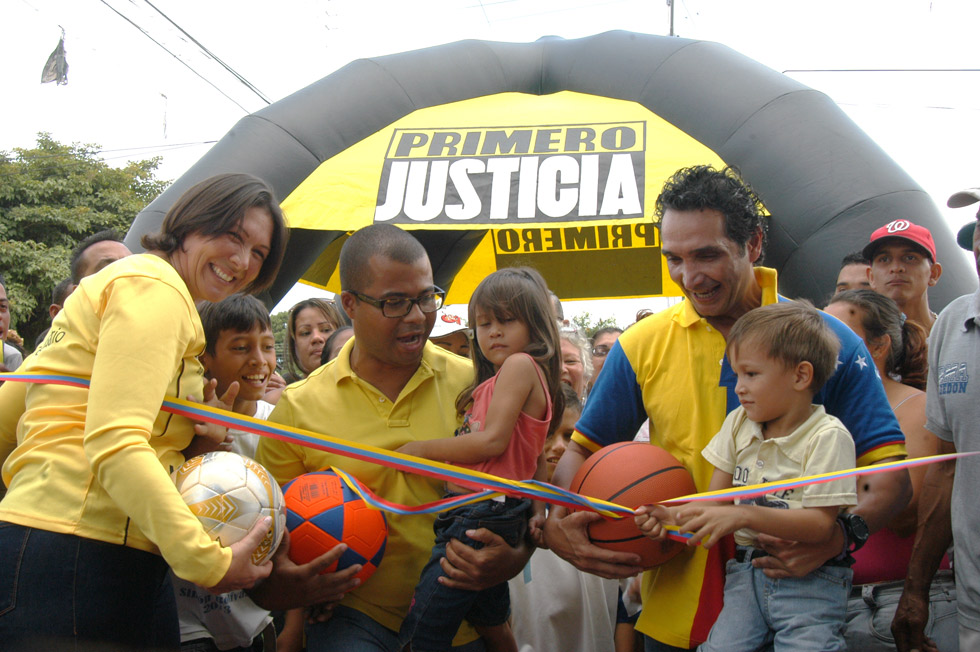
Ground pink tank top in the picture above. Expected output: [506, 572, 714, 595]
[852, 526, 950, 584]
[457, 353, 552, 481]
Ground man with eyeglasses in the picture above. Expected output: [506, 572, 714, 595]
[254, 224, 530, 651]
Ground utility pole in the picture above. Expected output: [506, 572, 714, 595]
[667, 0, 675, 36]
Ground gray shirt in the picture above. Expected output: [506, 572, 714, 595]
[926, 288, 980, 631]
[1, 343, 22, 371]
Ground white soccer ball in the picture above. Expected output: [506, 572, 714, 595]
[173, 451, 286, 565]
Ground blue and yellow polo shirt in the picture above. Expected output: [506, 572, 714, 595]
[572, 267, 905, 648]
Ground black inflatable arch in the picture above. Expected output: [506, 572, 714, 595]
[126, 31, 973, 308]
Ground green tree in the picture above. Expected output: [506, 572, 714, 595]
[0, 133, 168, 349]
[271, 310, 289, 368]
[570, 312, 620, 338]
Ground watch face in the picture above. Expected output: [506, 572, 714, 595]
[847, 514, 870, 543]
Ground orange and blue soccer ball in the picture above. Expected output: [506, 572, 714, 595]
[282, 470, 388, 584]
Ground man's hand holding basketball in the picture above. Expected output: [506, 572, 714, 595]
[543, 505, 645, 579]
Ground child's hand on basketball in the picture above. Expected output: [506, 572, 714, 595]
[634, 504, 675, 540]
[209, 516, 274, 594]
[674, 504, 743, 549]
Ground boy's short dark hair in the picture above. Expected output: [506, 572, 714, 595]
[198, 294, 272, 356]
[727, 301, 840, 394]
[51, 278, 73, 306]
[561, 382, 583, 415]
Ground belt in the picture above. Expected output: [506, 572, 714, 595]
[850, 569, 956, 602]
[734, 547, 769, 563]
[734, 546, 852, 568]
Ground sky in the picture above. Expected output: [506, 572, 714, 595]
[3, 0, 979, 324]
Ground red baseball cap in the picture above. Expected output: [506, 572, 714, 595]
[862, 219, 937, 262]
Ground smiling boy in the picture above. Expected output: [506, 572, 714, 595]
[636, 302, 858, 651]
[174, 293, 279, 651]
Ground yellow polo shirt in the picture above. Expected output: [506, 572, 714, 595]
[0, 254, 231, 588]
[257, 339, 477, 642]
[572, 267, 905, 647]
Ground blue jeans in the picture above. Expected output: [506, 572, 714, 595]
[698, 550, 852, 652]
[844, 571, 958, 651]
[0, 522, 179, 651]
[307, 605, 487, 652]
[399, 496, 530, 652]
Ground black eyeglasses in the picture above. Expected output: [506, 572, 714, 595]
[349, 288, 446, 318]
[592, 345, 611, 357]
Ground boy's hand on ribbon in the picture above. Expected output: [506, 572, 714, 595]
[673, 504, 741, 549]
[634, 504, 674, 540]
[187, 378, 239, 453]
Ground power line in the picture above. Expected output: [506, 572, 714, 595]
[2, 140, 218, 162]
[142, 0, 272, 105]
[783, 68, 980, 74]
[96, 0, 251, 113]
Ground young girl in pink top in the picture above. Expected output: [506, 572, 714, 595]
[397, 267, 564, 652]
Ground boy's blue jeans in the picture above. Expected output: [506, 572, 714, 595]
[400, 496, 530, 652]
[698, 547, 852, 652]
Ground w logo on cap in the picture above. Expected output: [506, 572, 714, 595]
[864, 219, 937, 262]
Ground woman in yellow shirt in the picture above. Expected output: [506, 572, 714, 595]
[0, 173, 288, 651]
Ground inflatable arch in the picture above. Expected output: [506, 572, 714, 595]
[126, 30, 973, 308]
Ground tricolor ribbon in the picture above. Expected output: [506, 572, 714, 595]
[2, 372, 975, 545]
[661, 452, 977, 505]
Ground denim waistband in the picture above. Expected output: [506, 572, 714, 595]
[735, 545, 852, 568]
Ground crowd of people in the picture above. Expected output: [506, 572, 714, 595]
[0, 165, 977, 652]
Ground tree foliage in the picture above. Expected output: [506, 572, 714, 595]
[570, 311, 620, 338]
[271, 310, 289, 367]
[0, 133, 168, 349]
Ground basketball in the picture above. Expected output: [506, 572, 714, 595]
[282, 470, 388, 584]
[173, 451, 286, 565]
[570, 442, 696, 568]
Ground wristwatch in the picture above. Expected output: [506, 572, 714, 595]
[838, 513, 870, 554]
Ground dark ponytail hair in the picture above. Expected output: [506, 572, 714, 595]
[896, 318, 928, 391]
[827, 289, 928, 390]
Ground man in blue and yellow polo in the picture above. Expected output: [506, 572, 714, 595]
[544, 165, 909, 651]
